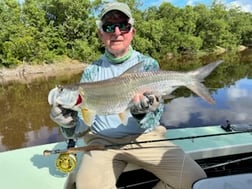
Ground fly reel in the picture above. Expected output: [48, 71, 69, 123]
[55, 153, 77, 173]
[43, 144, 106, 173]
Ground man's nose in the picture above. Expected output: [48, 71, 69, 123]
[113, 26, 121, 35]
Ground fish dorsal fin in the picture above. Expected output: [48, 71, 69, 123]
[81, 108, 96, 127]
[121, 61, 144, 75]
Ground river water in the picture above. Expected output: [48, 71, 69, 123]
[1, 49, 252, 152]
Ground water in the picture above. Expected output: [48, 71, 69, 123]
[0, 50, 252, 152]
[0, 74, 81, 152]
[161, 77, 252, 127]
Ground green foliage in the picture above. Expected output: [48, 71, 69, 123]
[0, 0, 252, 66]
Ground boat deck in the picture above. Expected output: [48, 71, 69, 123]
[0, 125, 251, 188]
[166, 126, 252, 160]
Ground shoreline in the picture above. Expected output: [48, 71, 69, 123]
[0, 45, 249, 85]
[0, 60, 87, 85]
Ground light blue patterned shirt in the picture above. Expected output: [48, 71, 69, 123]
[77, 50, 164, 138]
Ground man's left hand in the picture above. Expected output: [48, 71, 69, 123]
[130, 91, 162, 115]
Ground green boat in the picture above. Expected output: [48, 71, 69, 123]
[0, 123, 251, 189]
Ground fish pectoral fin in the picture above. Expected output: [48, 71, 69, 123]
[118, 111, 130, 126]
[81, 108, 96, 126]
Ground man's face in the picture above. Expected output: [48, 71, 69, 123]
[98, 11, 135, 57]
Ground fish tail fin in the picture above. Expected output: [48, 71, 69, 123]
[187, 82, 215, 104]
[187, 60, 223, 104]
[190, 60, 223, 81]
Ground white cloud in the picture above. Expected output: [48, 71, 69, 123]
[213, 0, 252, 12]
[161, 78, 252, 127]
[142, 0, 252, 12]
[186, 0, 212, 6]
[227, 87, 249, 99]
[226, 0, 252, 12]
[161, 97, 196, 126]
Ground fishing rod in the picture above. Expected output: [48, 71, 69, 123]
[43, 128, 251, 173]
[43, 129, 251, 156]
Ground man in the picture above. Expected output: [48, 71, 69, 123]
[48, 2, 206, 189]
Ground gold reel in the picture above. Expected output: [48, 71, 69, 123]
[55, 153, 77, 173]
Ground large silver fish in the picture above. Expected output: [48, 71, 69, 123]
[56, 60, 223, 126]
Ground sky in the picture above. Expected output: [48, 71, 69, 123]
[17, 0, 252, 12]
[141, 0, 252, 12]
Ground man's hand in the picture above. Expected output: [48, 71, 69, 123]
[48, 87, 81, 128]
[130, 91, 162, 115]
[50, 104, 78, 128]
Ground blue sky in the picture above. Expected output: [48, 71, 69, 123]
[141, 0, 252, 12]
[18, 0, 252, 12]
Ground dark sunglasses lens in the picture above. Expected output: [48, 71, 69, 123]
[102, 24, 114, 33]
[118, 22, 127, 31]
[102, 22, 131, 33]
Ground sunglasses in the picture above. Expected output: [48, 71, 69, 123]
[102, 22, 132, 33]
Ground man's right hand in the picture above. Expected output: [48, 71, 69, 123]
[48, 87, 81, 128]
[50, 104, 78, 128]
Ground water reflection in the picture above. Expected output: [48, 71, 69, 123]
[161, 78, 252, 127]
[0, 50, 252, 152]
[0, 74, 81, 152]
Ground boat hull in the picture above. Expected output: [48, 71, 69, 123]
[0, 124, 251, 189]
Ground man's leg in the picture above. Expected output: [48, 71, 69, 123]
[122, 126, 206, 189]
[151, 148, 206, 189]
[75, 149, 127, 189]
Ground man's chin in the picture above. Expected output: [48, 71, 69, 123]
[108, 47, 126, 55]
